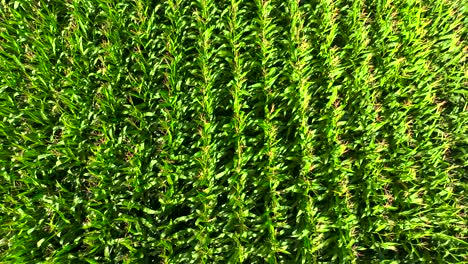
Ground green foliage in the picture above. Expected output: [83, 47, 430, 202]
[0, 0, 467, 263]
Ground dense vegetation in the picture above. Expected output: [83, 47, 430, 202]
[0, 0, 467, 262]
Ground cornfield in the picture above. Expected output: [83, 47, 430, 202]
[0, 0, 467, 262]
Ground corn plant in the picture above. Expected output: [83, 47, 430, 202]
[0, 0, 467, 263]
